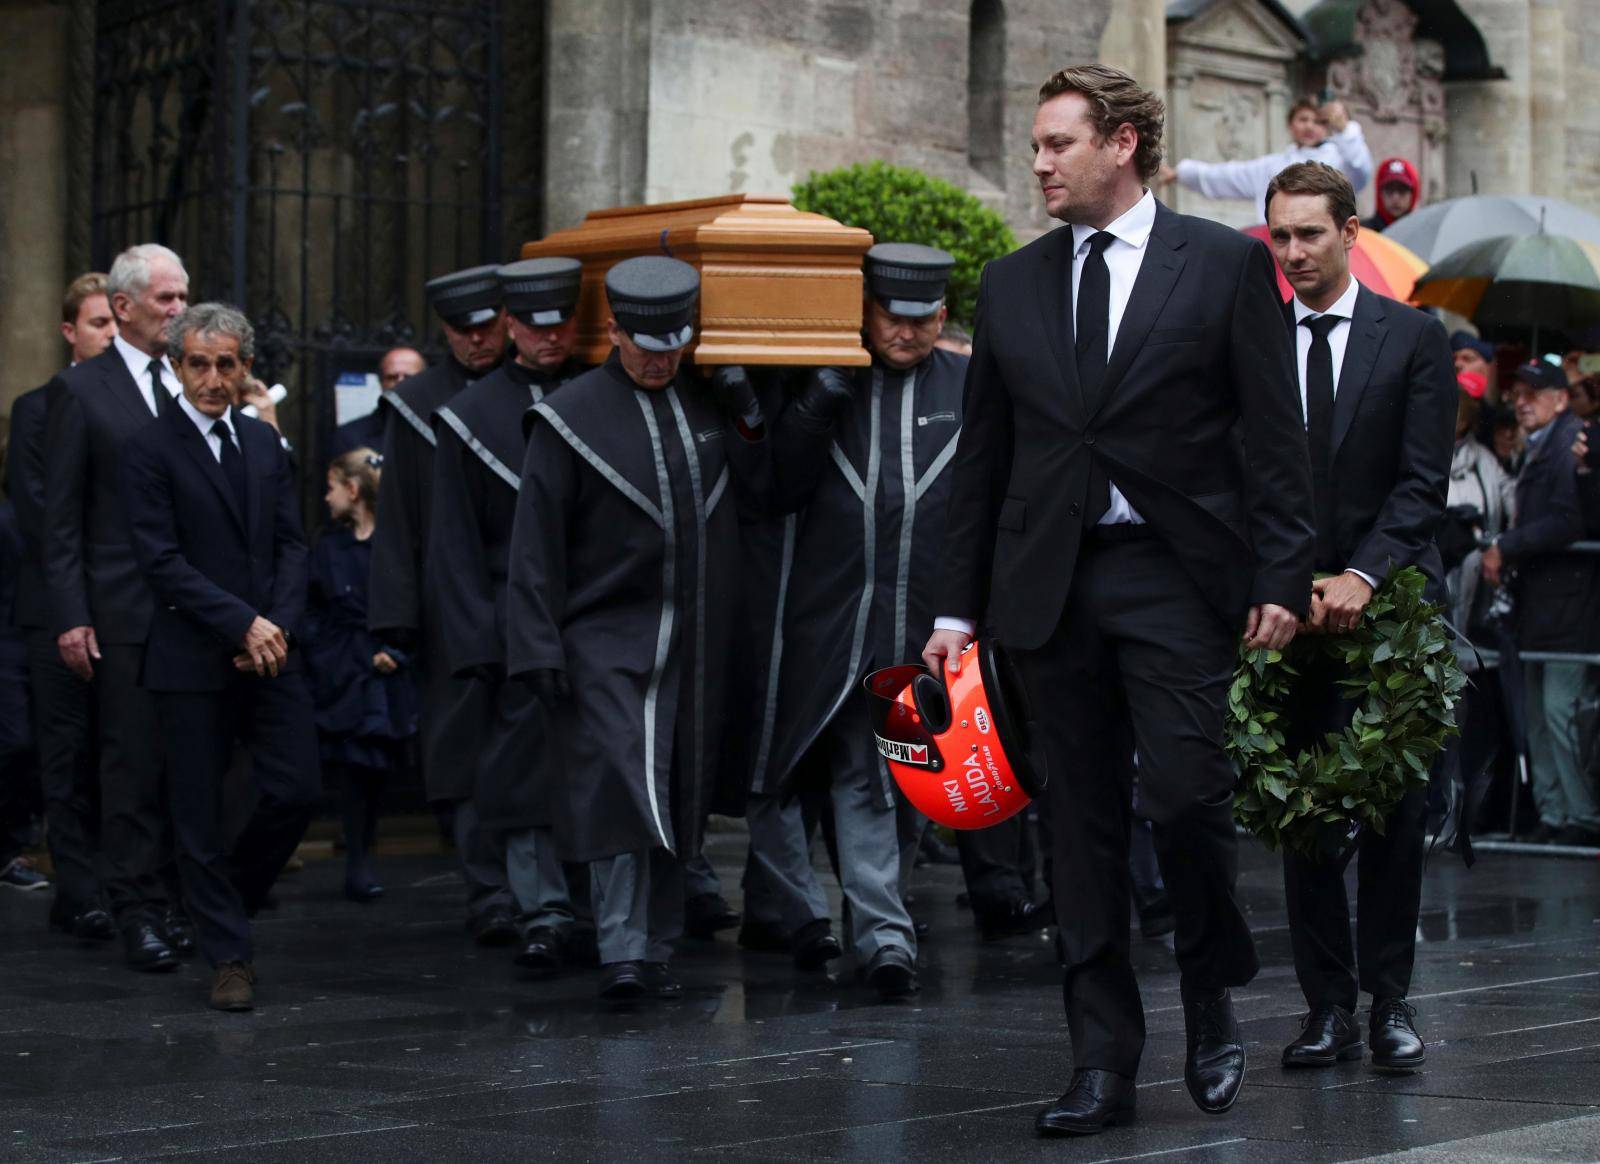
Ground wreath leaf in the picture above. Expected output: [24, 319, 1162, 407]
[1228, 567, 1464, 855]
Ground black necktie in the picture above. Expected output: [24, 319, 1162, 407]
[149, 359, 171, 417]
[1302, 314, 1341, 567]
[212, 419, 247, 513]
[1077, 231, 1116, 523]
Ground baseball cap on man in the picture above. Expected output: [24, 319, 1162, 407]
[1509, 360, 1567, 392]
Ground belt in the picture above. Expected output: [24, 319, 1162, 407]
[1084, 522, 1156, 545]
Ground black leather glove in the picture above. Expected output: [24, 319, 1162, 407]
[710, 365, 763, 430]
[463, 662, 505, 685]
[521, 668, 571, 706]
[791, 367, 854, 431]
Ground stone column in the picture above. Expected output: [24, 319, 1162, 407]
[0, 0, 70, 411]
[1098, 0, 1168, 105]
[1527, 0, 1566, 199]
[542, 0, 652, 234]
[1445, 0, 1530, 198]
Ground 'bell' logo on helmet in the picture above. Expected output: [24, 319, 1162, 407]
[865, 640, 1047, 831]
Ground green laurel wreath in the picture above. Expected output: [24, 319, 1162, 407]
[1227, 567, 1467, 855]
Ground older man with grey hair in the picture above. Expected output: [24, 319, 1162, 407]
[42, 242, 193, 972]
[120, 302, 319, 1011]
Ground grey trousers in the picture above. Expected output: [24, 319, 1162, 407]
[590, 848, 685, 964]
[744, 792, 829, 935]
[682, 851, 722, 899]
[1525, 661, 1600, 828]
[451, 797, 511, 917]
[505, 825, 575, 934]
[895, 794, 929, 907]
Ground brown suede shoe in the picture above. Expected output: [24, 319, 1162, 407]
[209, 961, 256, 1011]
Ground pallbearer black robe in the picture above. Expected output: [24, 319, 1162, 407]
[765, 348, 967, 806]
[367, 354, 496, 801]
[506, 354, 767, 862]
[429, 357, 583, 829]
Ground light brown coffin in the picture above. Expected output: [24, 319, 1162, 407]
[521, 194, 872, 367]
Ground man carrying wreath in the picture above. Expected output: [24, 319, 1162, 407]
[1263, 161, 1456, 1073]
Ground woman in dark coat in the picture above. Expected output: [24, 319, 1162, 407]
[304, 449, 418, 900]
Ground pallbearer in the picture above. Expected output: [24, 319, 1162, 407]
[506, 256, 769, 1000]
[367, 267, 514, 944]
[429, 258, 587, 972]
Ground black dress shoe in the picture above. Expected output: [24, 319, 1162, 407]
[1554, 823, 1600, 847]
[468, 905, 519, 947]
[1282, 1003, 1364, 1068]
[515, 926, 564, 974]
[864, 945, 919, 999]
[642, 961, 683, 998]
[598, 960, 646, 1000]
[51, 905, 116, 942]
[122, 920, 179, 973]
[1035, 1069, 1137, 1136]
[344, 879, 384, 903]
[684, 892, 741, 939]
[792, 919, 842, 970]
[161, 910, 197, 956]
[1369, 998, 1426, 1072]
[736, 918, 791, 953]
[976, 899, 1047, 942]
[1182, 986, 1246, 1113]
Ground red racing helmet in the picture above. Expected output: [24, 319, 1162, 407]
[864, 639, 1046, 830]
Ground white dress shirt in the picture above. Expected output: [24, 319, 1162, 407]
[176, 393, 239, 463]
[113, 333, 181, 416]
[933, 191, 1159, 637]
[1291, 275, 1377, 589]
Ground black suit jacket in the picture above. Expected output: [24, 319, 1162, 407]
[1499, 409, 1596, 652]
[6, 384, 53, 631]
[42, 347, 165, 642]
[120, 401, 309, 692]
[1288, 286, 1456, 596]
[937, 201, 1316, 648]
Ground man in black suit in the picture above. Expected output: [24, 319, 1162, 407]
[8, 273, 119, 939]
[43, 244, 193, 970]
[1263, 162, 1455, 1074]
[330, 347, 426, 458]
[120, 302, 320, 1012]
[923, 65, 1315, 1133]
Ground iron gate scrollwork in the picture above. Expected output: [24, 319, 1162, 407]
[91, 0, 532, 494]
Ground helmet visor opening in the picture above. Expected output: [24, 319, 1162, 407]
[980, 641, 1047, 795]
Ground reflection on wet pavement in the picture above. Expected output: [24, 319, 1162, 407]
[2, 833, 1597, 1161]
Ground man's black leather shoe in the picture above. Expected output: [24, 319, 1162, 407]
[1035, 1069, 1137, 1135]
[1282, 1003, 1364, 1067]
[1369, 998, 1426, 1072]
[684, 892, 741, 939]
[52, 905, 116, 942]
[1183, 986, 1245, 1113]
[598, 960, 645, 1000]
[514, 927, 564, 974]
[122, 920, 179, 972]
[161, 910, 196, 956]
[864, 945, 919, 999]
[792, 919, 842, 970]
[468, 905, 519, 947]
[976, 899, 1047, 942]
[737, 918, 791, 953]
[642, 961, 683, 998]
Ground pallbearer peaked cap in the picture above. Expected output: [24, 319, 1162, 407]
[865, 243, 955, 319]
[497, 257, 583, 326]
[605, 256, 700, 352]
[426, 265, 504, 328]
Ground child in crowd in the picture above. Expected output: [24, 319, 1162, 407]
[304, 448, 418, 901]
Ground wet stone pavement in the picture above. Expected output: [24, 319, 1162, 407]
[2, 832, 1598, 1163]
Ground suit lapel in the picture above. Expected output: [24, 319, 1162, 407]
[239, 417, 264, 540]
[1033, 226, 1084, 424]
[1090, 205, 1188, 419]
[102, 350, 161, 429]
[1331, 286, 1387, 459]
[171, 405, 247, 534]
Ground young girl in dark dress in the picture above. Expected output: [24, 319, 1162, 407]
[304, 449, 418, 901]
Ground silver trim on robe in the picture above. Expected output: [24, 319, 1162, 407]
[667, 388, 711, 836]
[385, 391, 437, 448]
[636, 391, 677, 853]
[436, 405, 522, 492]
[531, 400, 665, 528]
[750, 514, 797, 796]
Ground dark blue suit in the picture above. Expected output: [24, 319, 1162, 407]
[121, 399, 321, 966]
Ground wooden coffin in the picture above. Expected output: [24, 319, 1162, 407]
[521, 194, 873, 367]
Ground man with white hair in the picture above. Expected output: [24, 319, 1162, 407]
[42, 242, 193, 972]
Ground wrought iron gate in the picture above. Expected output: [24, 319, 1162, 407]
[90, 0, 534, 482]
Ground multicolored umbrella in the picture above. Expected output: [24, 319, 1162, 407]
[1386, 195, 1600, 263]
[1242, 224, 1428, 303]
[1411, 233, 1600, 343]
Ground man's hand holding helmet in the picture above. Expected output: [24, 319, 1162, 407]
[922, 627, 973, 675]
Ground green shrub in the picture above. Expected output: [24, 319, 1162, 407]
[791, 161, 1016, 328]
